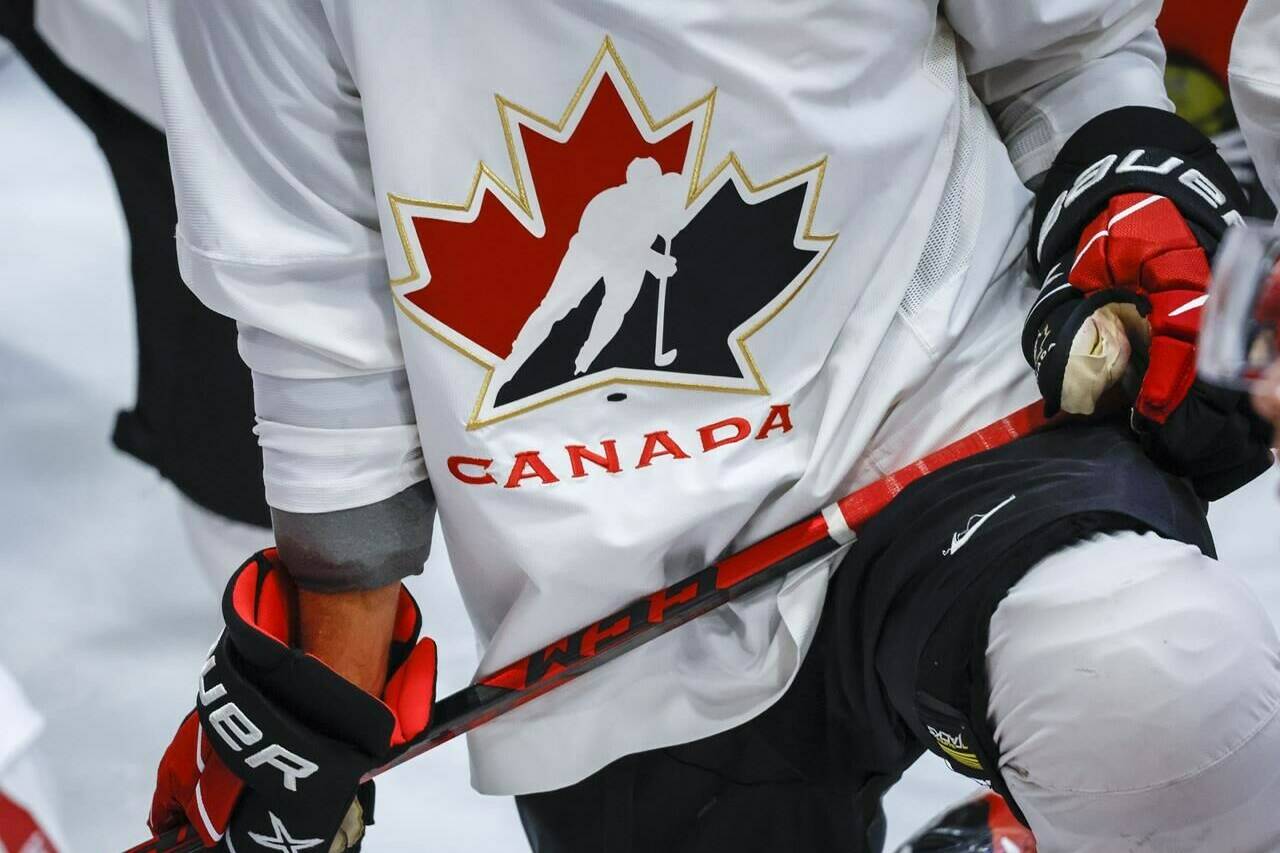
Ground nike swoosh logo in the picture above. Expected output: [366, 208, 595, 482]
[1168, 294, 1209, 317]
[943, 494, 1016, 556]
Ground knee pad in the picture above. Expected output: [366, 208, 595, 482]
[988, 530, 1280, 796]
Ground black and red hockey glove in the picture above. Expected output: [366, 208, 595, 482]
[1023, 106, 1272, 500]
[892, 791, 1035, 853]
[148, 550, 436, 851]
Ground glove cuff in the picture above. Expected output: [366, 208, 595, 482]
[1021, 253, 1080, 371]
[220, 551, 406, 755]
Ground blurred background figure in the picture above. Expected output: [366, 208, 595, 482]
[1249, 344, 1280, 438]
[0, 664, 65, 853]
[1202, 225, 1280, 437]
[1198, 0, 1280, 436]
[1228, 0, 1280, 223]
[1213, 0, 1280, 444]
[0, 0, 271, 591]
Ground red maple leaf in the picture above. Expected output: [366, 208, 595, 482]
[403, 75, 693, 359]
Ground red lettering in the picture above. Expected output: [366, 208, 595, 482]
[448, 455, 496, 485]
[755, 404, 794, 439]
[580, 613, 631, 657]
[647, 580, 699, 623]
[504, 451, 560, 489]
[566, 440, 621, 478]
[698, 417, 751, 452]
[526, 636, 575, 685]
[636, 430, 691, 468]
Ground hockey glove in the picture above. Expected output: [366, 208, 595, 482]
[1023, 107, 1272, 500]
[148, 550, 436, 851]
[892, 791, 1035, 853]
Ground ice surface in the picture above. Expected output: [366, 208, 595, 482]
[1, 55, 1277, 852]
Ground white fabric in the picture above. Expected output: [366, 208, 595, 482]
[249, 368, 427, 513]
[34, 0, 160, 127]
[177, 495, 274, 595]
[946, 2, 1170, 180]
[254, 420, 427, 514]
[250, 369, 417, 431]
[0, 664, 66, 851]
[1231, 0, 1280, 220]
[0, 666, 41, 777]
[988, 531, 1280, 852]
[148, 0, 1167, 795]
[1, 752, 69, 853]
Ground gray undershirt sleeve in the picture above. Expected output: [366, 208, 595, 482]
[250, 367, 432, 591]
[271, 479, 436, 592]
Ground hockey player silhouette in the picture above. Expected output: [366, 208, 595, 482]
[495, 157, 687, 390]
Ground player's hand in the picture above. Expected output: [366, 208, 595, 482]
[147, 550, 436, 851]
[1027, 190, 1213, 420]
[1023, 107, 1272, 500]
[649, 249, 677, 279]
[1024, 192, 1271, 499]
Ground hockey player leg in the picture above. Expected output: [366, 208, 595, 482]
[987, 531, 1280, 851]
[573, 269, 646, 375]
[496, 242, 599, 388]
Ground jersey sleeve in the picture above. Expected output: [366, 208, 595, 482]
[1230, 0, 1280, 216]
[148, 1, 427, 515]
[942, 0, 1172, 182]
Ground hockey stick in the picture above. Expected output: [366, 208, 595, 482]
[653, 236, 678, 366]
[125, 401, 1048, 853]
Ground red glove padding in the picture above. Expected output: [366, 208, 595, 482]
[1067, 191, 1213, 423]
[149, 710, 244, 846]
[148, 550, 436, 849]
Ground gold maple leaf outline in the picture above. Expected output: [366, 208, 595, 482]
[387, 36, 838, 430]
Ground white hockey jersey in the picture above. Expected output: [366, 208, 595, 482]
[148, 1, 1170, 795]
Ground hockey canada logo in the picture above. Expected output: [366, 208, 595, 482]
[389, 38, 836, 427]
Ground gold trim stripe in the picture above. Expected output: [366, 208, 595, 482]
[938, 743, 984, 771]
